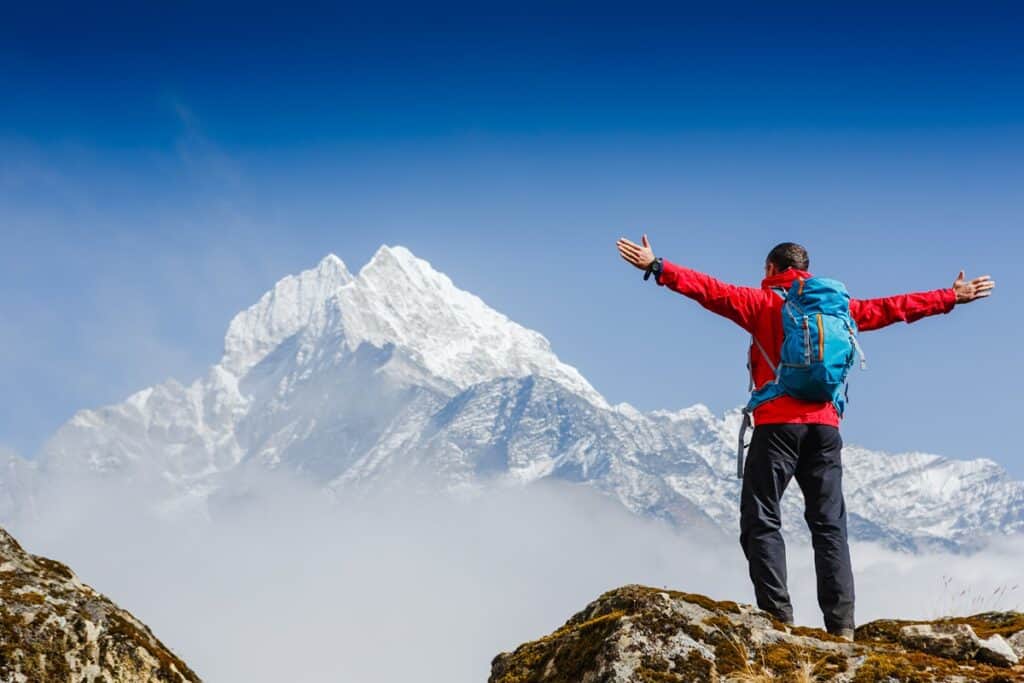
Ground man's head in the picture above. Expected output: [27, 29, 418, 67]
[765, 242, 809, 277]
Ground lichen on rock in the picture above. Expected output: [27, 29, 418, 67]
[0, 526, 201, 682]
[489, 584, 1024, 682]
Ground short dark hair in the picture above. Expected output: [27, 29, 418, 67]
[766, 242, 809, 272]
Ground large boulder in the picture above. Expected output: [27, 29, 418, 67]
[490, 584, 1024, 682]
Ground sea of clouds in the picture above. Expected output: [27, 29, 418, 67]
[9, 472, 1023, 683]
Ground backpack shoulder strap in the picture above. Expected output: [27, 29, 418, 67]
[750, 335, 776, 374]
[747, 288, 785, 387]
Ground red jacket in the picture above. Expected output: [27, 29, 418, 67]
[654, 259, 957, 426]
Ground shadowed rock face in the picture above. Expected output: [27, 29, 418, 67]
[0, 527, 200, 682]
[489, 585, 1024, 682]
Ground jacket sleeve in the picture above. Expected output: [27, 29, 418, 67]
[849, 287, 957, 332]
[654, 258, 764, 332]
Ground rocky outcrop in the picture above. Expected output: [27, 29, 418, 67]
[490, 584, 1024, 682]
[0, 527, 200, 682]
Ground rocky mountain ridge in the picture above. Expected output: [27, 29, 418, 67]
[9, 245, 1023, 552]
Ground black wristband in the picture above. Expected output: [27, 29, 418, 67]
[643, 257, 663, 281]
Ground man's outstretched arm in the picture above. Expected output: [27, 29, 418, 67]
[616, 234, 764, 332]
[850, 270, 995, 332]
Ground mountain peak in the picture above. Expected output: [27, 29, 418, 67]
[362, 243, 408, 272]
[221, 254, 355, 374]
[365, 243, 411, 265]
[358, 244, 447, 291]
[214, 244, 609, 408]
[317, 252, 350, 276]
[333, 244, 610, 407]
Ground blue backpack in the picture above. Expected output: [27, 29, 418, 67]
[735, 277, 866, 477]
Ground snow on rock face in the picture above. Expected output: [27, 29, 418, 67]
[224, 245, 606, 405]
[41, 245, 605, 483]
[331, 245, 608, 406]
[23, 245, 1024, 551]
[222, 253, 354, 375]
[840, 447, 1024, 545]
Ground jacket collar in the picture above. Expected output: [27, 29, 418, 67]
[760, 267, 813, 291]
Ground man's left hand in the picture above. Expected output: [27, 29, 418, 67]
[953, 270, 995, 304]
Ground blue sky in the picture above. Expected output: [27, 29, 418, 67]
[2, 3, 1022, 475]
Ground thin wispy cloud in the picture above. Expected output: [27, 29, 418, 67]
[0, 105, 319, 457]
[167, 96, 244, 192]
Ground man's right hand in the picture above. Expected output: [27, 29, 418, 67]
[617, 234, 656, 271]
[953, 270, 995, 304]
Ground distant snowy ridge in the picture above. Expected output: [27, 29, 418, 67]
[18, 245, 1024, 552]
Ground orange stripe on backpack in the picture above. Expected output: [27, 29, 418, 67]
[817, 313, 824, 361]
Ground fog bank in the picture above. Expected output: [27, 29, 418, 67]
[10, 474, 1022, 682]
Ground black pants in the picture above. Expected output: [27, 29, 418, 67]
[739, 423, 855, 632]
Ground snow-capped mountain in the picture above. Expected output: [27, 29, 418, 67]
[23, 246, 1024, 551]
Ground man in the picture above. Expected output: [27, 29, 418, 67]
[616, 234, 995, 639]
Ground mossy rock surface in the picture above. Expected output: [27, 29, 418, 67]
[490, 584, 1024, 682]
[856, 613, 1024, 644]
[0, 526, 201, 682]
